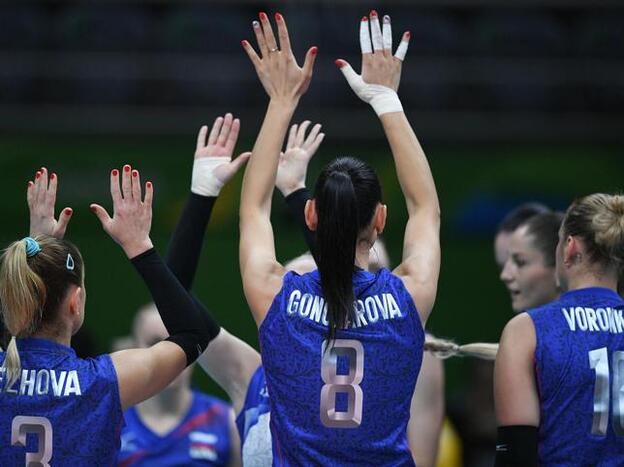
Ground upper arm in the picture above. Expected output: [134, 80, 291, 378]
[408, 351, 445, 467]
[393, 210, 441, 323]
[494, 313, 540, 427]
[111, 340, 186, 411]
[197, 329, 262, 414]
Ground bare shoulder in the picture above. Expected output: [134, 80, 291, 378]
[501, 312, 536, 351]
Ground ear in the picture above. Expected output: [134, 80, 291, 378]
[374, 204, 387, 234]
[305, 199, 318, 231]
[563, 235, 578, 267]
[67, 285, 83, 317]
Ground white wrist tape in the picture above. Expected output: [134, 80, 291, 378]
[191, 157, 229, 196]
[339, 63, 403, 116]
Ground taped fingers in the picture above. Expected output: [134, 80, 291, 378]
[370, 10, 383, 52]
[394, 31, 411, 61]
[359, 17, 372, 54]
[382, 15, 392, 51]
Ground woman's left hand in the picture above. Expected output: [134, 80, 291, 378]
[27, 167, 73, 239]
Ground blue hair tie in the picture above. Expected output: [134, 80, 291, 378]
[23, 237, 41, 258]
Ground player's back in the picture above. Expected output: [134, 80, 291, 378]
[259, 268, 423, 466]
[528, 287, 624, 466]
[0, 337, 123, 466]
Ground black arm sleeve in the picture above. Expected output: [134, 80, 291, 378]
[494, 425, 538, 467]
[165, 193, 217, 290]
[131, 248, 220, 365]
[284, 188, 316, 253]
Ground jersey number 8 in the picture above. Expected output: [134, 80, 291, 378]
[320, 339, 364, 428]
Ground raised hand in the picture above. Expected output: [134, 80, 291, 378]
[276, 121, 325, 197]
[90, 165, 154, 259]
[27, 167, 73, 239]
[192, 113, 251, 197]
[336, 10, 410, 116]
[241, 12, 317, 103]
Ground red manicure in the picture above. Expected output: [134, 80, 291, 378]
[27, 181, 33, 187]
[132, 170, 138, 178]
[241, 40, 248, 47]
[35, 171, 41, 179]
[259, 12, 267, 21]
[311, 46, 318, 55]
[335, 59, 345, 68]
[370, 10, 378, 17]
[405, 31, 411, 39]
[146, 181, 152, 188]
[361, 16, 368, 22]
[124, 165, 131, 172]
[112, 169, 119, 176]
[65, 208, 73, 215]
[275, 12, 283, 21]
[50, 173, 56, 180]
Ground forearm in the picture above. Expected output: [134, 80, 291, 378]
[241, 99, 297, 219]
[131, 248, 220, 365]
[379, 112, 439, 217]
[166, 193, 216, 289]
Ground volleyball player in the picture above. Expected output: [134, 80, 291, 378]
[495, 194, 624, 465]
[239, 10, 441, 464]
[0, 166, 220, 465]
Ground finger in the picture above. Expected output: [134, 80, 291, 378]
[26, 180, 34, 207]
[286, 124, 298, 150]
[274, 12, 292, 56]
[394, 31, 410, 62]
[224, 118, 240, 155]
[33, 169, 43, 203]
[303, 123, 322, 150]
[56, 207, 73, 237]
[132, 169, 142, 203]
[370, 10, 383, 52]
[301, 46, 318, 82]
[110, 168, 122, 206]
[335, 59, 362, 88]
[207, 116, 224, 146]
[144, 181, 153, 208]
[217, 113, 233, 147]
[46, 172, 58, 209]
[121, 164, 132, 200]
[308, 132, 325, 156]
[296, 121, 311, 147]
[37, 167, 48, 204]
[382, 15, 393, 52]
[241, 40, 262, 69]
[259, 11, 278, 52]
[196, 125, 208, 152]
[229, 152, 251, 175]
[359, 16, 372, 55]
[252, 20, 268, 58]
[89, 204, 112, 228]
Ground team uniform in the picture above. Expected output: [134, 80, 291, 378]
[528, 287, 624, 466]
[118, 390, 232, 466]
[259, 268, 424, 466]
[0, 337, 123, 466]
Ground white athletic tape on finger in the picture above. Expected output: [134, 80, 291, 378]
[191, 157, 230, 196]
[382, 16, 392, 50]
[359, 19, 372, 54]
[339, 63, 403, 116]
[370, 16, 383, 51]
[394, 38, 409, 61]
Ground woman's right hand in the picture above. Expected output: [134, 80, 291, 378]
[90, 165, 154, 259]
[242, 12, 317, 104]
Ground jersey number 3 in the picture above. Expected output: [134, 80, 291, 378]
[320, 339, 364, 428]
[589, 347, 624, 436]
[11, 416, 53, 467]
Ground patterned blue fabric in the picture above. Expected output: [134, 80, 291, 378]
[259, 268, 423, 466]
[235, 365, 272, 466]
[0, 338, 123, 466]
[528, 287, 624, 466]
[117, 390, 232, 466]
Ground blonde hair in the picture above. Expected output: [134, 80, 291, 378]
[563, 193, 624, 272]
[424, 334, 498, 361]
[0, 235, 83, 388]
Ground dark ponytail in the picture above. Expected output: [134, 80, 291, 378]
[314, 157, 382, 343]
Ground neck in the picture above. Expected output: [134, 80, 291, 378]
[565, 267, 618, 293]
[137, 384, 193, 417]
[355, 240, 371, 271]
[32, 327, 72, 347]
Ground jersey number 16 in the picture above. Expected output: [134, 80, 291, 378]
[589, 347, 624, 436]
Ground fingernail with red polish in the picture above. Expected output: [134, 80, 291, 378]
[112, 169, 119, 176]
[124, 165, 131, 172]
[90, 206, 96, 213]
[27, 181, 33, 187]
[275, 12, 283, 21]
[132, 170, 138, 178]
[311, 46, 318, 55]
[65, 208, 73, 215]
[370, 10, 378, 17]
[146, 181, 152, 188]
[241, 40, 248, 47]
[259, 12, 267, 21]
[335, 59, 344, 68]
[405, 31, 411, 39]
[50, 173, 56, 180]
[35, 171, 41, 179]
[361, 16, 368, 22]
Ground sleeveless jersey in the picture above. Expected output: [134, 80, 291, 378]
[117, 390, 232, 466]
[235, 365, 272, 466]
[528, 287, 624, 466]
[259, 268, 424, 466]
[0, 337, 123, 466]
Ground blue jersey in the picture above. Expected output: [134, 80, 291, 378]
[0, 337, 123, 466]
[117, 390, 232, 466]
[235, 365, 272, 466]
[528, 287, 624, 466]
[259, 268, 424, 466]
